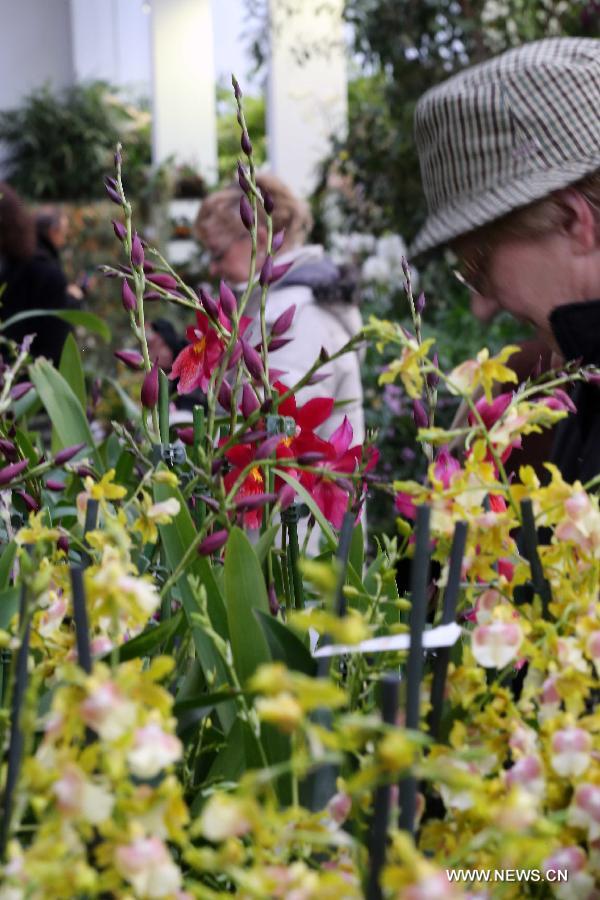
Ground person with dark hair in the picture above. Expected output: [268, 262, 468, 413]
[412, 38, 600, 484]
[0, 186, 75, 364]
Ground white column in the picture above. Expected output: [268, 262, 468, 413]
[150, 0, 218, 183]
[69, 0, 151, 92]
[267, 0, 348, 198]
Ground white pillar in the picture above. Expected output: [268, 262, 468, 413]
[267, 0, 347, 198]
[150, 0, 218, 183]
[69, 0, 151, 93]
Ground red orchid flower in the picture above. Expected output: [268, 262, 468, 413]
[223, 442, 269, 529]
[302, 416, 376, 530]
[170, 302, 251, 395]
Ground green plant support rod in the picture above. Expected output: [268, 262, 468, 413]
[158, 369, 170, 445]
[283, 506, 304, 610]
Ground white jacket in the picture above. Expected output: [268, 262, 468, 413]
[244, 244, 365, 445]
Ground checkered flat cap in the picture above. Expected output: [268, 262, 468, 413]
[411, 38, 600, 258]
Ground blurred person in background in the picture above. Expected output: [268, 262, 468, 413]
[0, 185, 75, 365]
[194, 173, 365, 445]
[412, 38, 600, 484]
[35, 206, 90, 303]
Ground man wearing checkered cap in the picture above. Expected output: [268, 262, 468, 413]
[412, 37, 600, 484]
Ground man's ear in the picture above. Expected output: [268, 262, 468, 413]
[559, 189, 598, 254]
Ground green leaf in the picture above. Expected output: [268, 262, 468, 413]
[0, 587, 19, 629]
[349, 521, 364, 578]
[113, 609, 185, 662]
[154, 480, 235, 733]
[174, 689, 249, 713]
[15, 429, 38, 466]
[1, 308, 110, 342]
[59, 333, 86, 408]
[223, 527, 272, 683]
[29, 359, 102, 470]
[255, 610, 315, 676]
[0, 543, 16, 590]
[255, 524, 280, 566]
[274, 469, 337, 551]
[105, 376, 142, 424]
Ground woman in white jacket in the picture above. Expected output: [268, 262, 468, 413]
[194, 174, 365, 446]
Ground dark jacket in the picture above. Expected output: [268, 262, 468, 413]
[550, 300, 600, 484]
[0, 236, 73, 365]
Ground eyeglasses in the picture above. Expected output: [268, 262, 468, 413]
[451, 243, 490, 296]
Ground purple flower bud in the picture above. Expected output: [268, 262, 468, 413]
[57, 534, 69, 554]
[271, 305, 296, 336]
[176, 427, 194, 445]
[238, 429, 267, 444]
[75, 465, 95, 479]
[0, 439, 17, 460]
[199, 494, 221, 512]
[255, 435, 282, 460]
[584, 371, 600, 386]
[146, 272, 178, 291]
[272, 229, 285, 253]
[235, 492, 278, 512]
[259, 256, 273, 287]
[211, 458, 227, 475]
[217, 380, 233, 410]
[270, 261, 294, 284]
[240, 196, 254, 231]
[17, 490, 38, 512]
[10, 382, 33, 401]
[54, 443, 86, 465]
[412, 399, 429, 429]
[228, 341, 243, 369]
[427, 353, 440, 389]
[46, 479, 66, 492]
[416, 292, 426, 315]
[262, 189, 274, 215]
[114, 147, 122, 167]
[112, 219, 127, 241]
[241, 131, 253, 156]
[131, 232, 144, 268]
[268, 582, 280, 616]
[241, 383, 259, 418]
[114, 349, 144, 370]
[268, 338, 292, 352]
[297, 451, 328, 465]
[260, 397, 273, 415]
[237, 162, 251, 195]
[278, 484, 296, 510]
[200, 288, 219, 320]
[219, 280, 237, 318]
[141, 362, 159, 409]
[0, 459, 28, 485]
[121, 280, 137, 312]
[401, 256, 410, 278]
[143, 291, 161, 302]
[232, 75, 242, 100]
[241, 339, 265, 380]
[104, 176, 122, 205]
[551, 388, 577, 413]
[306, 372, 330, 386]
[198, 529, 229, 556]
[142, 260, 154, 273]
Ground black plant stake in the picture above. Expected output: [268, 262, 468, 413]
[282, 504, 304, 611]
[398, 504, 431, 834]
[70, 566, 92, 675]
[520, 499, 551, 617]
[366, 674, 399, 900]
[428, 521, 468, 741]
[0, 575, 31, 859]
[81, 498, 99, 567]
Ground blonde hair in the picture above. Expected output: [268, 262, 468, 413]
[195, 173, 313, 250]
[454, 169, 600, 251]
